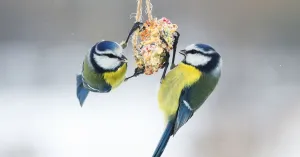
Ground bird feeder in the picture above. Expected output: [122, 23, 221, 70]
[129, 0, 179, 76]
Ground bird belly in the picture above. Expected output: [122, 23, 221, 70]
[158, 63, 201, 121]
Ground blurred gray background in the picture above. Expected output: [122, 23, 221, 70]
[0, 0, 299, 157]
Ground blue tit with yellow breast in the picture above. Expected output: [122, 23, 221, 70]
[76, 22, 144, 106]
[76, 41, 128, 107]
[153, 43, 222, 157]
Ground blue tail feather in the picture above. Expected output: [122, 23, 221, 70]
[76, 74, 89, 106]
[152, 121, 174, 157]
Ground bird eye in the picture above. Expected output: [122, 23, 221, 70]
[100, 53, 119, 59]
[190, 50, 198, 54]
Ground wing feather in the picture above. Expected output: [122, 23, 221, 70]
[173, 88, 194, 135]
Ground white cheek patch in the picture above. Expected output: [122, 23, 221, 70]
[93, 55, 121, 70]
[186, 53, 212, 66]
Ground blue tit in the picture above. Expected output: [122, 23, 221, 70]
[153, 43, 222, 157]
[76, 41, 128, 106]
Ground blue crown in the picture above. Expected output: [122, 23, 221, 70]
[96, 41, 120, 51]
[195, 44, 215, 52]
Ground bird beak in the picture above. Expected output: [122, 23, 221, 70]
[120, 55, 128, 63]
[179, 50, 187, 56]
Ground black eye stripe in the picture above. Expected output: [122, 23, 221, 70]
[95, 53, 121, 59]
[189, 50, 198, 54]
[187, 49, 215, 56]
[104, 54, 118, 58]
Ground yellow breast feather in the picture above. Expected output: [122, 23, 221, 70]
[103, 63, 127, 89]
[158, 63, 201, 122]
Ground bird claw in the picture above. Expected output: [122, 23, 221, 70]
[124, 67, 145, 82]
[120, 41, 127, 49]
[170, 64, 176, 70]
[160, 78, 164, 84]
[124, 22, 144, 44]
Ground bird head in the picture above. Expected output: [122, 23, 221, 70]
[180, 43, 222, 73]
[91, 41, 127, 71]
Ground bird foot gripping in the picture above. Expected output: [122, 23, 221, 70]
[121, 21, 144, 49]
[124, 67, 145, 81]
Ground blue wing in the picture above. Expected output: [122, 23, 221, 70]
[173, 88, 194, 135]
[76, 74, 89, 107]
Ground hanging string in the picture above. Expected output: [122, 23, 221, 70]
[131, 0, 143, 64]
[145, 0, 153, 21]
[130, 0, 156, 69]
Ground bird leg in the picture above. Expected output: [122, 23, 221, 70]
[159, 35, 171, 83]
[124, 67, 145, 82]
[160, 35, 169, 48]
[160, 50, 170, 83]
[170, 31, 180, 70]
[121, 22, 144, 49]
